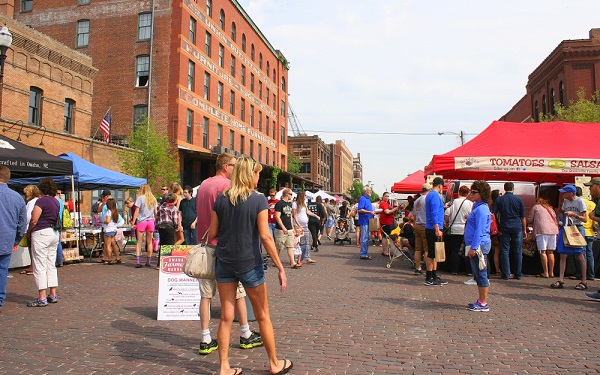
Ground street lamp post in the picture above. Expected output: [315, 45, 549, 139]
[0, 25, 13, 121]
[438, 130, 464, 145]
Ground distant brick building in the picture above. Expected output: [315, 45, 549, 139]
[353, 152, 362, 183]
[331, 140, 353, 195]
[288, 134, 330, 191]
[502, 28, 600, 122]
[15, 0, 290, 187]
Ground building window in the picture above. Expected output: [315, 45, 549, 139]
[229, 130, 234, 149]
[138, 12, 152, 40]
[217, 82, 223, 108]
[219, 9, 225, 29]
[240, 98, 245, 121]
[559, 81, 564, 105]
[64, 99, 75, 133]
[534, 101, 539, 122]
[231, 22, 236, 41]
[76, 20, 90, 47]
[265, 116, 269, 136]
[240, 135, 245, 154]
[229, 90, 235, 115]
[273, 68, 276, 81]
[203, 116, 209, 148]
[241, 34, 246, 52]
[218, 44, 224, 67]
[204, 72, 210, 100]
[250, 74, 254, 92]
[259, 53, 263, 69]
[280, 126, 285, 144]
[542, 95, 547, 115]
[300, 163, 311, 174]
[204, 33, 212, 58]
[186, 109, 193, 143]
[187, 60, 195, 91]
[21, 0, 32, 12]
[281, 77, 286, 91]
[550, 88, 555, 115]
[272, 120, 276, 138]
[250, 105, 254, 127]
[189, 17, 196, 44]
[249, 140, 254, 158]
[241, 65, 245, 85]
[266, 61, 270, 78]
[28, 87, 42, 126]
[206, 0, 212, 16]
[217, 124, 222, 147]
[251, 44, 255, 61]
[133, 104, 148, 131]
[258, 144, 262, 162]
[265, 147, 269, 164]
[281, 100, 285, 117]
[258, 110, 262, 131]
[273, 150, 276, 166]
[78, 0, 91, 5]
[272, 94, 276, 110]
[230, 55, 236, 76]
[258, 81, 262, 99]
[266, 88, 270, 105]
[136, 55, 150, 87]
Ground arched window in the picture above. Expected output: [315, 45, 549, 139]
[206, 0, 212, 16]
[251, 44, 255, 61]
[534, 100, 539, 122]
[281, 76, 286, 92]
[219, 9, 225, 29]
[273, 69, 276, 81]
[241, 33, 246, 52]
[559, 81, 565, 105]
[550, 88, 555, 114]
[259, 53, 263, 69]
[542, 95, 547, 115]
[266, 61, 270, 78]
[231, 22, 236, 41]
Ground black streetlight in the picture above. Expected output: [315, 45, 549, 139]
[0, 25, 12, 80]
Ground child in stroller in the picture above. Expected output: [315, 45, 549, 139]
[334, 218, 352, 245]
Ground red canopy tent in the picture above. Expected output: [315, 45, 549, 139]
[391, 170, 425, 193]
[424, 120, 600, 184]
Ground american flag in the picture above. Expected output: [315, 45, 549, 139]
[100, 108, 111, 145]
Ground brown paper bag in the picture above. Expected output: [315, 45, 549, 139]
[563, 218, 587, 248]
[368, 218, 380, 232]
[435, 239, 446, 262]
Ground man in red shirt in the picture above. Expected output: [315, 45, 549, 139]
[267, 188, 279, 238]
[379, 192, 400, 256]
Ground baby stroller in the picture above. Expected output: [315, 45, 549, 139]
[333, 218, 352, 245]
[383, 225, 415, 269]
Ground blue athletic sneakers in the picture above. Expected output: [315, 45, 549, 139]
[468, 300, 489, 312]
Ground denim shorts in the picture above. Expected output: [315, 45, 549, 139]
[104, 231, 116, 238]
[216, 261, 265, 288]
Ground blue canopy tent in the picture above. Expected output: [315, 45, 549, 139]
[9, 152, 146, 190]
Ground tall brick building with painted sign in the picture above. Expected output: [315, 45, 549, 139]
[15, 0, 290, 186]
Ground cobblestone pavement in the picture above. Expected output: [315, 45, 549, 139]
[2, 241, 600, 375]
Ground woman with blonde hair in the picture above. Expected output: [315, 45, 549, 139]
[21, 185, 41, 275]
[209, 157, 292, 375]
[131, 184, 158, 268]
[171, 182, 185, 245]
[292, 190, 318, 264]
[527, 195, 558, 278]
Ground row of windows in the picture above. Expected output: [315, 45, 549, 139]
[22, 0, 90, 11]
[76, 13, 152, 47]
[534, 81, 565, 121]
[27, 86, 77, 133]
[200, 1, 281, 86]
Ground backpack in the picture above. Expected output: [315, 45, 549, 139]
[62, 208, 73, 229]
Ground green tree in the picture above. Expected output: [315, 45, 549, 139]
[541, 87, 600, 122]
[347, 181, 379, 202]
[288, 155, 302, 174]
[118, 117, 180, 192]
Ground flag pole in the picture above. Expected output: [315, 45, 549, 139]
[88, 107, 111, 147]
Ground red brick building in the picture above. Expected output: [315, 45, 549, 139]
[331, 140, 353, 195]
[288, 135, 330, 191]
[15, 0, 289, 187]
[502, 28, 600, 122]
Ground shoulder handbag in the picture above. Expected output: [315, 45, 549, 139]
[563, 217, 587, 248]
[434, 238, 446, 262]
[183, 230, 216, 279]
[489, 213, 498, 236]
[368, 217, 380, 232]
[445, 198, 466, 235]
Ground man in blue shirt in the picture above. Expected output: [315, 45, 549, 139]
[0, 166, 27, 312]
[425, 177, 447, 286]
[492, 182, 526, 280]
[357, 186, 375, 260]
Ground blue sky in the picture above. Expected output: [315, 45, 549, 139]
[238, 0, 600, 194]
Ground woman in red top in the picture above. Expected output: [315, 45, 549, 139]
[379, 192, 400, 256]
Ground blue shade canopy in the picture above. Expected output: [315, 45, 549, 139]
[9, 152, 146, 190]
[0, 134, 73, 178]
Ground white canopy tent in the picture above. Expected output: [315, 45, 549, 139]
[311, 190, 336, 202]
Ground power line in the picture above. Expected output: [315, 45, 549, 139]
[303, 129, 478, 136]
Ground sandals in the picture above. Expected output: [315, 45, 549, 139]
[550, 280, 565, 289]
[271, 359, 293, 375]
[48, 295, 58, 304]
[575, 282, 588, 290]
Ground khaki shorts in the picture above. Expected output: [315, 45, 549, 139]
[414, 223, 428, 253]
[198, 278, 246, 299]
[274, 228, 295, 252]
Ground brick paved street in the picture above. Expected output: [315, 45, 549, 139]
[2, 241, 600, 375]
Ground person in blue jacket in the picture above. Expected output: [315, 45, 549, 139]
[464, 180, 492, 312]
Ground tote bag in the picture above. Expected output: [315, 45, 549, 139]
[435, 238, 446, 262]
[563, 217, 587, 248]
[182, 231, 215, 279]
[368, 218, 380, 232]
[556, 228, 584, 255]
